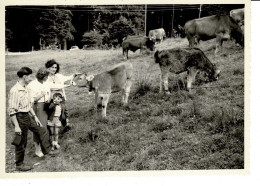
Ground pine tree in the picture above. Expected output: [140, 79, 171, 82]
[36, 8, 75, 50]
[92, 5, 145, 46]
[108, 16, 135, 46]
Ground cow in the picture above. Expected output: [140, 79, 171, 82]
[122, 36, 155, 59]
[72, 62, 133, 118]
[230, 8, 244, 32]
[184, 15, 244, 54]
[154, 48, 220, 93]
[148, 28, 166, 43]
[122, 35, 145, 40]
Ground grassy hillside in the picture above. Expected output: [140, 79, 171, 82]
[5, 38, 244, 172]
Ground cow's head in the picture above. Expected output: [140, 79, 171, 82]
[233, 30, 244, 48]
[230, 17, 244, 48]
[208, 64, 221, 81]
[71, 73, 87, 87]
[146, 38, 156, 51]
[163, 30, 166, 38]
[72, 73, 95, 93]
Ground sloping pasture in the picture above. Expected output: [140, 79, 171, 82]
[5, 37, 244, 172]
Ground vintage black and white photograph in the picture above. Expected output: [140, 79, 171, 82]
[4, 1, 248, 174]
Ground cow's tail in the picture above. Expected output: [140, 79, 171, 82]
[154, 50, 160, 63]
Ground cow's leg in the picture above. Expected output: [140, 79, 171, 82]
[187, 34, 194, 47]
[93, 93, 99, 117]
[159, 37, 162, 43]
[160, 66, 170, 94]
[121, 88, 126, 104]
[123, 49, 128, 60]
[140, 46, 143, 54]
[220, 33, 230, 51]
[194, 36, 199, 46]
[188, 40, 192, 47]
[187, 67, 199, 92]
[189, 38, 195, 47]
[123, 79, 132, 105]
[215, 34, 224, 54]
[94, 93, 98, 109]
[100, 94, 110, 118]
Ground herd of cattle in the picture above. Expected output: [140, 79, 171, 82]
[72, 8, 244, 118]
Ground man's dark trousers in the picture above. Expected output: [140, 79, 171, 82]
[15, 112, 51, 166]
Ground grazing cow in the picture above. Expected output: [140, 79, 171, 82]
[184, 15, 244, 54]
[148, 28, 166, 43]
[72, 62, 133, 118]
[122, 36, 155, 59]
[154, 48, 220, 92]
[230, 8, 244, 32]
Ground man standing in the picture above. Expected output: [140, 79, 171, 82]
[8, 67, 58, 172]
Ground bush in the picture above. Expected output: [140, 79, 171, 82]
[82, 30, 103, 48]
[108, 16, 135, 46]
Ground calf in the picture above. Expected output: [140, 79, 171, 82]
[72, 62, 133, 118]
[154, 48, 220, 93]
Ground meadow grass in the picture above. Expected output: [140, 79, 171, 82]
[5, 38, 244, 172]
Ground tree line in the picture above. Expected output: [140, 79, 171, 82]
[5, 4, 244, 52]
[5, 5, 145, 52]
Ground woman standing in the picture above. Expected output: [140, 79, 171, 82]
[27, 67, 51, 157]
[45, 59, 75, 133]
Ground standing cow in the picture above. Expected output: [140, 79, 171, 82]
[154, 48, 220, 93]
[184, 15, 244, 54]
[122, 36, 155, 59]
[72, 62, 133, 118]
[148, 28, 166, 43]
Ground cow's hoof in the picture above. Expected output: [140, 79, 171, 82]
[123, 105, 130, 110]
[187, 89, 194, 94]
[88, 131, 98, 142]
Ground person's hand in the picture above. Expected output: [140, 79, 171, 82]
[14, 126, 22, 134]
[41, 90, 47, 96]
[34, 116, 43, 127]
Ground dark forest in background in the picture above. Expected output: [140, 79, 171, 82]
[5, 4, 244, 52]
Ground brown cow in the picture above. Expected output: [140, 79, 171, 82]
[72, 62, 133, 118]
[154, 48, 220, 93]
[184, 15, 244, 54]
[122, 36, 155, 59]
